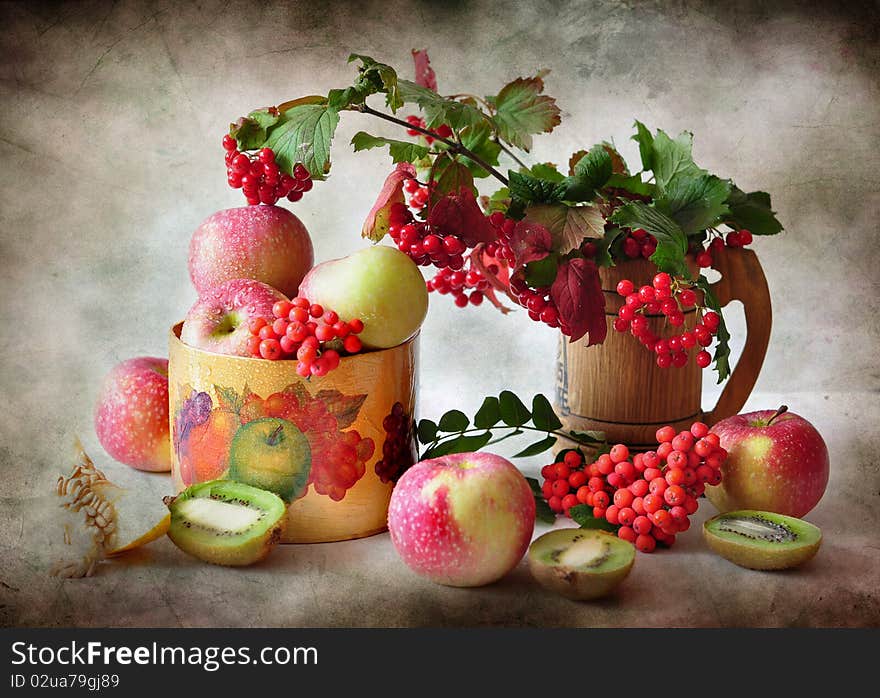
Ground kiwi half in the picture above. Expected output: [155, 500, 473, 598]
[164, 480, 286, 567]
[528, 529, 635, 601]
[702, 509, 821, 570]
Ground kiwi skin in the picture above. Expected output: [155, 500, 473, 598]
[702, 510, 822, 571]
[164, 480, 286, 567]
[528, 529, 635, 601]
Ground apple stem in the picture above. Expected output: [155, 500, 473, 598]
[266, 424, 284, 447]
[766, 405, 789, 426]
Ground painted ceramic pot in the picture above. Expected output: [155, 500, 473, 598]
[168, 323, 418, 543]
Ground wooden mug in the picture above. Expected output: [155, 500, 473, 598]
[555, 249, 771, 448]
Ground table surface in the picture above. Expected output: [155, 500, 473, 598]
[3, 391, 878, 628]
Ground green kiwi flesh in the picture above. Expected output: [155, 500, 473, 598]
[528, 529, 635, 600]
[702, 509, 821, 570]
[165, 480, 286, 566]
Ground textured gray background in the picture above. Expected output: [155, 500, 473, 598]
[1, 0, 879, 627]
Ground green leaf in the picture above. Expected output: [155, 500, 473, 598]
[534, 499, 556, 524]
[350, 131, 430, 164]
[429, 154, 476, 206]
[695, 275, 732, 382]
[523, 203, 604, 254]
[531, 394, 563, 431]
[523, 254, 559, 287]
[486, 428, 524, 446]
[725, 186, 783, 235]
[508, 170, 566, 205]
[264, 103, 339, 180]
[651, 129, 706, 189]
[632, 120, 654, 172]
[655, 174, 731, 234]
[458, 122, 502, 178]
[484, 187, 511, 213]
[498, 390, 531, 427]
[423, 432, 492, 459]
[572, 144, 613, 191]
[490, 74, 561, 151]
[348, 54, 402, 111]
[474, 396, 501, 429]
[438, 409, 469, 432]
[526, 478, 557, 524]
[596, 226, 624, 267]
[569, 504, 618, 532]
[513, 436, 558, 458]
[611, 202, 690, 277]
[417, 419, 438, 444]
[398, 79, 485, 131]
[568, 429, 606, 444]
[605, 173, 655, 197]
[527, 162, 566, 183]
[230, 108, 282, 150]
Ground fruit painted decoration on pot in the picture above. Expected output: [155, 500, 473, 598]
[387, 451, 535, 587]
[174, 381, 375, 502]
[94, 356, 171, 472]
[705, 406, 829, 518]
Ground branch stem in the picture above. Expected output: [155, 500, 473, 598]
[356, 103, 509, 186]
[492, 137, 528, 170]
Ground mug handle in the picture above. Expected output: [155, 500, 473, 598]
[703, 248, 772, 425]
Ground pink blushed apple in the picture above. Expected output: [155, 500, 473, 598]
[188, 205, 313, 298]
[180, 278, 286, 357]
[387, 451, 535, 587]
[707, 406, 829, 518]
[94, 357, 171, 472]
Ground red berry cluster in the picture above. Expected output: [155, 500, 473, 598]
[387, 201, 469, 270]
[695, 229, 754, 268]
[403, 176, 431, 211]
[374, 402, 417, 483]
[426, 267, 488, 307]
[404, 116, 453, 144]
[246, 297, 364, 376]
[484, 212, 563, 329]
[621, 228, 658, 259]
[539, 422, 727, 553]
[613, 272, 720, 369]
[222, 136, 313, 206]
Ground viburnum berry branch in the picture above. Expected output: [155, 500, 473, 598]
[355, 102, 509, 185]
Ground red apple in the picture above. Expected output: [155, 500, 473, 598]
[706, 406, 829, 518]
[180, 278, 286, 356]
[188, 205, 313, 298]
[94, 357, 171, 472]
[387, 451, 535, 587]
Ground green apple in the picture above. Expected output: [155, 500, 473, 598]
[298, 245, 428, 349]
[228, 418, 311, 502]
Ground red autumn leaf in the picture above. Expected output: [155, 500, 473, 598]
[426, 187, 495, 247]
[509, 220, 552, 269]
[551, 257, 607, 345]
[411, 49, 437, 91]
[362, 163, 416, 241]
